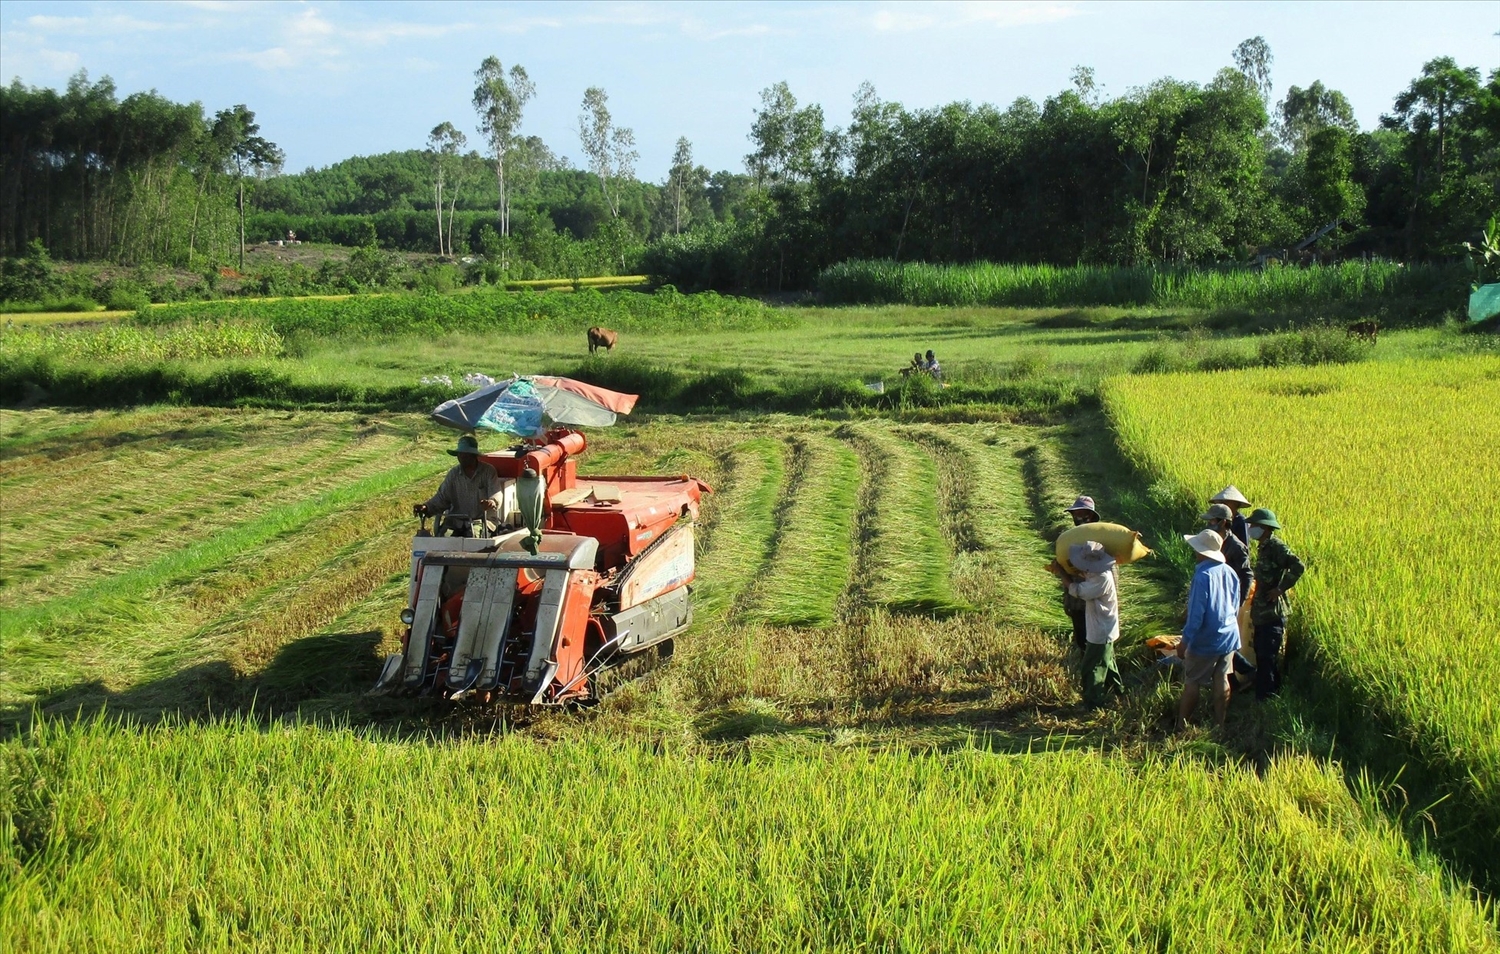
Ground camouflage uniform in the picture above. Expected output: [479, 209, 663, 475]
[1250, 535, 1305, 698]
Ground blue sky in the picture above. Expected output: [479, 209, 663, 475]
[1, 1, 1495, 179]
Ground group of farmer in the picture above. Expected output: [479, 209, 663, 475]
[1049, 487, 1304, 731]
[902, 350, 943, 379]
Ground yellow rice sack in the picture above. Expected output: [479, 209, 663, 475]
[1056, 522, 1152, 573]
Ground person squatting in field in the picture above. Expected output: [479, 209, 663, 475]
[1246, 507, 1305, 700]
[1065, 540, 1124, 707]
[1060, 496, 1101, 654]
[413, 433, 503, 534]
[1177, 528, 1241, 731]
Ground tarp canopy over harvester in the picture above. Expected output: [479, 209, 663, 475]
[430, 375, 639, 437]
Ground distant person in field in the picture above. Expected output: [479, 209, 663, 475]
[924, 349, 942, 379]
[413, 434, 502, 534]
[1210, 485, 1253, 547]
[1246, 508, 1305, 700]
[1177, 528, 1240, 731]
[1065, 540, 1124, 708]
[1060, 496, 1101, 654]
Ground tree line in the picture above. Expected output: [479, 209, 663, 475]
[0, 72, 281, 268]
[651, 40, 1497, 290]
[1, 41, 1494, 292]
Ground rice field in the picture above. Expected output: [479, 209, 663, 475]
[1104, 355, 1500, 882]
[1, 405, 1496, 949]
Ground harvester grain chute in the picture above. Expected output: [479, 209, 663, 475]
[371, 376, 709, 705]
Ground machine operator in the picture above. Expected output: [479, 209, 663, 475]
[413, 434, 503, 534]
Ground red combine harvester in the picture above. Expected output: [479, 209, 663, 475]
[372, 427, 710, 704]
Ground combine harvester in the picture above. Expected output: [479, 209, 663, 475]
[373, 376, 709, 705]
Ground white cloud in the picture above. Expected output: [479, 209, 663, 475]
[25, 13, 172, 35]
[11, 47, 85, 74]
[222, 46, 299, 71]
[869, 1, 1078, 32]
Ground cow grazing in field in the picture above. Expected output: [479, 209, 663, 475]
[1346, 320, 1379, 344]
[587, 327, 619, 354]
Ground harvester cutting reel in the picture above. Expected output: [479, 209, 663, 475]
[371, 515, 694, 705]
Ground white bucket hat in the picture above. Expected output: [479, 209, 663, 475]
[1210, 485, 1251, 508]
[1069, 540, 1117, 574]
[1184, 528, 1226, 562]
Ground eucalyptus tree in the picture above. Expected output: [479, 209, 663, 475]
[472, 56, 535, 258]
[1231, 36, 1274, 105]
[666, 137, 697, 234]
[426, 122, 466, 256]
[578, 87, 638, 269]
[578, 86, 638, 220]
[1383, 57, 1489, 255]
[213, 104, 282, 271]
[745, 81, 826, 187]
[1277, 81, 1358, 153]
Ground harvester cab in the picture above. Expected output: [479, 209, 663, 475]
[372, 427, 710, 705]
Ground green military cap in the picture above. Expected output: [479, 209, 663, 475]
[1246, 507, 1282, 530]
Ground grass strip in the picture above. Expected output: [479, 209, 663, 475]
[0, 459, 442, 649]
[1, 435, 353, 592]
[837, 423, 962, 616]
[741, 433, 859, 628]
[3, 473, 435, 714]
[693, 437, 785, 625]
[905, 426, 1063, 626]
[0, 428, 418, 610]
[4, 720, 1496, 952]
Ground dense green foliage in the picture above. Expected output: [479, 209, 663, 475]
[6, 47, 1492, 293]
[818, 259, 1461, 309]
[651, 56, 1498, 290]
[0, 73, 278, 265]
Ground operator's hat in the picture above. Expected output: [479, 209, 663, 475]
[1201, 503, 1233, 523]
[448, 434, 481, 456]
[1065, 495, 1098, 514]
[1210, 485, 1251, 507]
[1246, 507, 1282, 530]
[1184, 528, 1226, 562]
[1069, 540, 1117, 574]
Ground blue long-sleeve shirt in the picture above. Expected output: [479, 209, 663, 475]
[1182, 560, 1241, 656]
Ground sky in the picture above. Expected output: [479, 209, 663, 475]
[1, 1, 1496, 179]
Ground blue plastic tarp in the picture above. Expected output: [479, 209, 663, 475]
[1470, 283, 1500, 323]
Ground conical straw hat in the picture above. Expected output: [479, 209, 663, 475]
[1210, 485, 1251, 507]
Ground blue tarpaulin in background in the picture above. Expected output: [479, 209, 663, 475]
[1470, 283, 1500, 323]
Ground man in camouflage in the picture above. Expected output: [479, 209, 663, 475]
[1247, 507, 1305, 700]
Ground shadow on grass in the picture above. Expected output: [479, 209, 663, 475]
[1, 630, 454, 741]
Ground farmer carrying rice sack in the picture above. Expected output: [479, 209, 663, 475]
[1063, 540, 1124, 708]
[1054, 521, 1152, 573]
[1055, 496, 1101, 653]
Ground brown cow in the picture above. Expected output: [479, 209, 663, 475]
[1346, 320, 1379, 344]
[587, 326, 618, 354]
